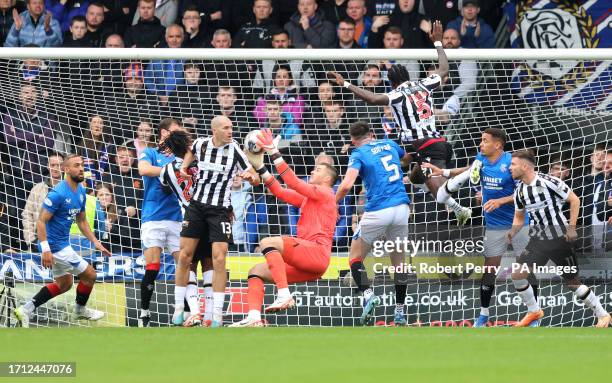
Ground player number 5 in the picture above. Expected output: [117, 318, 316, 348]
[381, 155, 400, 182]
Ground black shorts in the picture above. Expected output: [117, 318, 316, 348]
[517, 238, 579, 278]
[181, 200, 233, 243]
[409, 138, 453, 184]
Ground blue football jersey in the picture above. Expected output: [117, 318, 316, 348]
[40, 180, 87, 253]
[139, 147, 182, 223]
[348, 139, 410, 212]
[475, 151, 517, 228]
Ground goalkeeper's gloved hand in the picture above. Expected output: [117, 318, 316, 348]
[256, 128, 281, 155]
[244, 143, 264, 170]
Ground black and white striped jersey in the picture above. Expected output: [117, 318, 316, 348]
[514, 173, 572, 239]
[386, 74, 442, 143]
[159, 158, 197, 211]
[190, 137, 250, 207]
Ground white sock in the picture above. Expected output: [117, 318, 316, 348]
[23, 300, 35, 312]
[277, 288, 291, 299]
[174, 286, 186, 311]
[446, 196, 465, 214]
[247, 310, 261, 321]
[447, 169, 470, 191]
[480, 307, 489, 317]
[514, 280, 540, 312]
[186, 286, 199, 315]
[186, 271, 199, 315]
[576, 285, 608, 318]
[75, 303, 85, 312]
[363, 288, 374, 301]
[140, 309, 150, 317]
[213, 292, 225, 321]
[203, 270, 213, 321]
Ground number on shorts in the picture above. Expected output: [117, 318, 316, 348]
[221, 222, 232, 235]
[381, 155, 400, 182]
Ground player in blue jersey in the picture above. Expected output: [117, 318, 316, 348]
[136, 118, 185, 327]
[423, 128, 536, 327]
[14, 154, 112, 328]
[336, 122, 411, 326]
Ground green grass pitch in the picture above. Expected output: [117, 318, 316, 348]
[1, 327, 610, 382]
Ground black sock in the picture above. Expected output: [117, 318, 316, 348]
[141, 269, 159, 311]
[480, 283, 495, 309]
[350, 261, 370, 292]
[32, 285, 58, 309]
[75, 282, 92, 307]
[394, 272, 408, 306]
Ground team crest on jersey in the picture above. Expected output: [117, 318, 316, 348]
[65, 198, 71, 204]
[500, 164, 507, 173]
[44, 198, 52, 206]
[79, 195, 84, 202]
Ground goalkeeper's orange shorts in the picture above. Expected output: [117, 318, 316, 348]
[281, 236, 331, 283]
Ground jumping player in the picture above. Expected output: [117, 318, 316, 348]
[229, 129, 339, 327]
[327, 20, 471, 225]
[335, 122, 411, 326]
[15, 154, 112, 327]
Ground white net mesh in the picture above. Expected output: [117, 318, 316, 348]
[0, 49, 610, 327]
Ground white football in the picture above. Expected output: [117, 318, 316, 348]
[245, 130, 263, 154]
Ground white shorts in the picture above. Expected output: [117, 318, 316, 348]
[141, 220, 181, 254]
[484, 227, 529, 258]
[52, 246, 89, 278]
[354, 204, 410, 245]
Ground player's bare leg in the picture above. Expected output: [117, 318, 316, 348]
[229, 262, 272, 327]
[139, 246, 162, 327]
[258, 236, 295, 313]
[174, 237, 198, 325]
[16, 274, 73, 328]
[211, 241, 229, 327]
[74, 265, 104, 321]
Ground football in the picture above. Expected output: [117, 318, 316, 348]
[245, 129, 263, 154]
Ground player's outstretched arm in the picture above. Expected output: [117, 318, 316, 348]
[327, 71, 389, 106]
[257, 129, 326, 201]
[421, 162, 469, 178]
[76, 212, 112, 257]
[245, 142, 305, 207]
[336, 168, 359, 203]
[429, 20, 449, 80]
[36, 209, 54, 268]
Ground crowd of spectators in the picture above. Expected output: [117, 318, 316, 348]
[0, 0, 610, 256]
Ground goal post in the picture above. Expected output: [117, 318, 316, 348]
[0, 48, 610, 327]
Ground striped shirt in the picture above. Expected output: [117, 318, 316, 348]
[386, 74, 442, 143]
[514, 173, 571, 239]
[190, 137, 250, 207]
[159, 158, 197, 211]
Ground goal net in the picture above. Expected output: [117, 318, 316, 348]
[0, 48, 610, 327]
